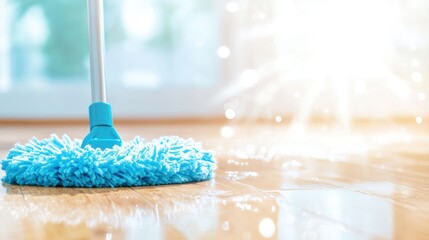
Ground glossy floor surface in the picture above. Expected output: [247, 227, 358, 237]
[0, 122, 428, 239]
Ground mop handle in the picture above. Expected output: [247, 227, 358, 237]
[87, 0, 106, 103]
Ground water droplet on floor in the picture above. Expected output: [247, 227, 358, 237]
[222, 221, 230, 231]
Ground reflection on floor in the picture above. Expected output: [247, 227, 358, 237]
[0, 122, 428, 239]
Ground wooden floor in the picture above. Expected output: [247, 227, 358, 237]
[0, 122, 428, 240]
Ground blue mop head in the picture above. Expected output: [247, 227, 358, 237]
[1, 135, 216, 187]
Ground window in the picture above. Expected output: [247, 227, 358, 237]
[0, 0, 221, 119]
[2, 0, 429, 122]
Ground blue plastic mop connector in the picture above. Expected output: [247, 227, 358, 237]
[82, 102, 122, 150]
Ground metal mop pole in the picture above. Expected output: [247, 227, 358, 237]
[82, 0, 122, 149]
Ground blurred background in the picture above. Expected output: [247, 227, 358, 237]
[0, 0, 428, 126]
[1, 1, 428, 239]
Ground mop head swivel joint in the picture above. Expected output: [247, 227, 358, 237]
[82, 102, 122, 150]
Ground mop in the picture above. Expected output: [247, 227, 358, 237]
[1, 0, 216, 188]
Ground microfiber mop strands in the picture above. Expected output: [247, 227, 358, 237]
[1, 135, 216, 187]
